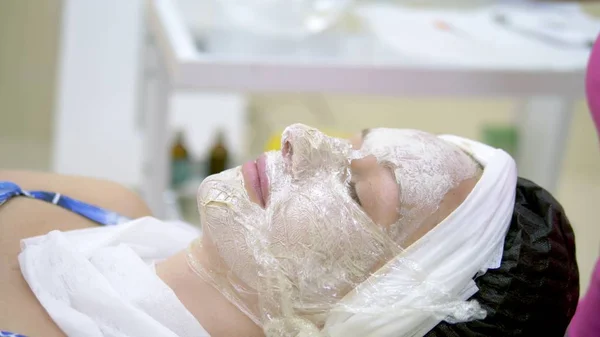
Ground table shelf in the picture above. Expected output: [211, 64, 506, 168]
[142, 0, 591, 216]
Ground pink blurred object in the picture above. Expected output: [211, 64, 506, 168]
[568, 259, 600, 337]
[567, 37, 600, 337]
[587, 37, 600, 136]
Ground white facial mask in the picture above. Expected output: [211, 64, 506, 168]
[324, 134, 517, 337]
[187, 124, 480, 336]
[361, 129, 478, 244]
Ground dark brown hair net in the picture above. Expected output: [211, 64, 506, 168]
[425, 178, 579, 337]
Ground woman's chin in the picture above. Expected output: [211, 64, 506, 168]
[197, 166, 245, 205]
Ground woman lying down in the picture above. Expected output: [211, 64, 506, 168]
[0, 124, 579, 337]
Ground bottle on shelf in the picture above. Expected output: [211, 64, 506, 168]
[170, 129, 191, 189]
[207, 129, 229, 176]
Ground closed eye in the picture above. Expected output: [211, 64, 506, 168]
[348, 180, 362, 206]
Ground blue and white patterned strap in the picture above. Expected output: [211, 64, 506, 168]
[0, 181, 131, 226]
[0, 330, 28, 337]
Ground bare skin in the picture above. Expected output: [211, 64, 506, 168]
[0, 170, 151, 337]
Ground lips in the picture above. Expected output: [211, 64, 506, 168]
[242, 154, 270, 208]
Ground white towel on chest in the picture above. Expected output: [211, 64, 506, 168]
[18, 216, 210, 337]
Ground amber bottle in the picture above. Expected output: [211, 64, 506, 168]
[207, 130, 228, 175]
[170, 130, 191, 188]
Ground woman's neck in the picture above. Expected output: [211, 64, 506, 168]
[155, 250, 264, 337]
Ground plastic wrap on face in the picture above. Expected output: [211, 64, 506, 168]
[323, 134, 516, 337]
[361, 129, 478, 244]
[186, 124, 481, 336]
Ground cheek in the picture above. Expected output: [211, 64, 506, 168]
[266, 189, 392, 296]
[267, 184, 367, 255]
[269, 190, 341, 243]
[269, 194, 314, 246]
[357, 176, 399, 227]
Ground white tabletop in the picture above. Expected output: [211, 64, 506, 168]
[148, 0, 595, 96]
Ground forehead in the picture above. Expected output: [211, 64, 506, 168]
[359, 128, 472, 180]
[361, 128, 439, 152]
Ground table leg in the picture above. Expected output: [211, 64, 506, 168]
[516, 96, 574, 194]
[141, 37, 170, 218]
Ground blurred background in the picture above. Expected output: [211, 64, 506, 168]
[1, 0, 599, 293]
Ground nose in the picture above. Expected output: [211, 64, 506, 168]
[281, 124, 351, 178]
[281, 124, 320, 171]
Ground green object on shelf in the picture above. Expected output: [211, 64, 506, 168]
[171, 159, 191, 189]
[481, 124, 519, 158]
[170, 130, 192, 189]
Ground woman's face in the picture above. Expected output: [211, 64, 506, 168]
[195, 123, 479, 325]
